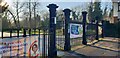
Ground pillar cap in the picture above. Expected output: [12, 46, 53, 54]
[82, 11, 87, 14]
[47, 4, 58, 8]
[63, 8, 71, 12]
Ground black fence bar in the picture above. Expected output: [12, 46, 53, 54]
[23, 29, 26, 37]
[17, 28, 20, 57]
[38, 29, 41, 52]
[24, 37, 26, 58]
[10, 43, 12, 58]
[2, 30, 3, 38]
[29, 29, 31, 36]
[42, 29, 46, 57]
[17, 29, 19, 37]
[46, 30, 49, 57]
[96, 20, 99, 40]
[10, 29, 12, 38]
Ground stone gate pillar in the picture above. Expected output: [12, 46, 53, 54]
[63, 9, 71, 51]
[82, 11, 87, 45]
[47, 4, 58, 57]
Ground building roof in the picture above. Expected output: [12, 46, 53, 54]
[112, 0, 119, 2]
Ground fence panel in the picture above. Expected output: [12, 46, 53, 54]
[86, 23, 97, 44]
[0, 28, 49, 58]
[56, 20, 65, 51]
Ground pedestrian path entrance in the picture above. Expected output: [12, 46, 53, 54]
[70, 37, 119, 57]
[0, 3, 119, 58]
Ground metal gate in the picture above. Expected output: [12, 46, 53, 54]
[62, 10, 104, 50]
[0, 3, 105, 58]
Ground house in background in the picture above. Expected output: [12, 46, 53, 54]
[118, 2, 120, 20]
[111, 0, 120, 23]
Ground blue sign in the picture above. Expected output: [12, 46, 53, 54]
[71, 25, 79, 35]
[70, 23, 83, 38]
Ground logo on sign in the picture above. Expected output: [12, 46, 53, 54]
[71, 25, 79, 35]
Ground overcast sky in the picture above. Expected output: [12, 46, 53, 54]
[4, 0, 112, 10]
[4, 0, 113, 2]
[2, 0, 113, 21]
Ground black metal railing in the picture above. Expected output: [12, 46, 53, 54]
[0, 27, 49, 57]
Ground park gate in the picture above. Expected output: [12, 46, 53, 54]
[0, 3, 104, 58]
[59, 9, 104, 51]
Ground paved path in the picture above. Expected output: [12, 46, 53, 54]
[59, 37, 119, 58]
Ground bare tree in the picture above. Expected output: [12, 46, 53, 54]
[16, 0, 41, 28]
[71, 6, 82, 21]
[31, 1, 41, 28]
[13, 1, 25, 28]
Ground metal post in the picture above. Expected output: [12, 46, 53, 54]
[29, 29, 31, 36]
[23, 29, 26, 37]
[17, 28, 19, 57]
[82, 11, 87, 45]
[47, 4, 58, 57]
[63, 9, 71, 51]
[17, 29, 19, 37]
[38, 29, 40, 52]
[10, 29, 12, 38]
[96, 17, 99, 40]
[10, 29, 12, 58]
[101, 20, 104, 38]
[42, 29, 45, 57]
[2, 30, 3, 38]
